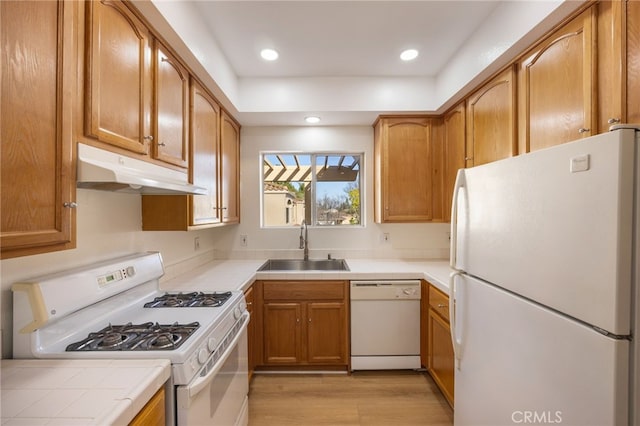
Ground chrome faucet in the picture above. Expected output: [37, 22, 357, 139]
[299, 220, 309, 260]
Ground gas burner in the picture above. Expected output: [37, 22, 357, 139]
[143, 291, 233, 308]
[65, 322, 199, 352]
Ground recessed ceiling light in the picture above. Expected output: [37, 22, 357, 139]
[400, 49, 419, 61]
[260, 48, 279, 61]
[305, 116, 321, 124]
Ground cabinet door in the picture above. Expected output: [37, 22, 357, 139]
[190, 80, 221, 226]
[220, 111, 240, 224]
[85, 0, 152, 154]
[420, 281, 429, 369]
[263, 302, 302, 364]
[428, 308, 454, 407]
[443, 103, 466, 222]
[244, 285, 255, 381]
[307, 302, 347, 364]
[1, 0, 76, 259]
[467, 66, 517, 166]
[628, 0, 640, 124]
[129, 387, 165, 426]
[381, 117, 432, 222]
[519, 8, 596, 153]
[153, 42, 189, 168]
[597, 1, 625, 131]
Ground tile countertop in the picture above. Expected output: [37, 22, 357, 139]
[161, 258, 451, 295]
[1, 359, 170, 425]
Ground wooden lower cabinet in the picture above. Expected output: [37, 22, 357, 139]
[420, 280, 429, 369]
[129, 387, 165, 426]
[427, 284, 454, 408]
[257, 280, 348, 368]
[244, 284, 255, 382]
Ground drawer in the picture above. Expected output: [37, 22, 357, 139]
[263, 281, 346, 301]
[428, 285, 450, 323]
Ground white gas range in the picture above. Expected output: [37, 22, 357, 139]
[12, 252, 249, 426]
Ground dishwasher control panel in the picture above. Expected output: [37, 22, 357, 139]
[350, 280, 421, 300]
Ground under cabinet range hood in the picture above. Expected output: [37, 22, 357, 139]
[76, 143, 207, 195]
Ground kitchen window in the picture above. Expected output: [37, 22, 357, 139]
[261, 153, 362, 227]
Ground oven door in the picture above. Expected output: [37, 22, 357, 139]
[176, 313, 249, 426]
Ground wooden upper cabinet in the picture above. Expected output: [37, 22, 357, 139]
[153, 42, 189, 168]
[190, 80, 221, 226]
[1, 0, 76, 259]
[597, 0, 625, 131]
[467, 66, 517, 166]
[141, 79, 221, 230]
[443, 103, 466, 222]
[220, 111, 240, 224]
[85, 0, 152, 154]
[374, 116, 433, 222]
[627, 0, 640, 124]
[518, 7, 596, 153]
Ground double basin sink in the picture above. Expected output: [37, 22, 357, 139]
[258, 258, 349, 271]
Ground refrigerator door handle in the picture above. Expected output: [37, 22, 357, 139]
[449, 269, 463, 369]
[450, 169, 466, 269]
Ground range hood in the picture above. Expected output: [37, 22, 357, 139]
[77, 143, 207, 195]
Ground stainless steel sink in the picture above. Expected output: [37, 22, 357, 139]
[257, 258, 350, 271]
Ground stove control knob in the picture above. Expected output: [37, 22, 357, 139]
[207, 337, 218, 352]
[198, 347, 209, 364]
[233, 306, 242, 320]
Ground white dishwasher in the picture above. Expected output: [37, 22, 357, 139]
[350, 280, 421, 370]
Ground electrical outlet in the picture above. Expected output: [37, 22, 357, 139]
[194, 236, 200, 251]
[381, 233, 390, 243]
[240, 235, 248, 247]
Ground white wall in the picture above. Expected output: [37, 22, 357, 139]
[213, 125, 450, 261]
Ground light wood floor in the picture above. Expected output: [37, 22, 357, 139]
[248, 370, 453, 426]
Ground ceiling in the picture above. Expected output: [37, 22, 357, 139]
[143, 1, 582, 126]
[191, 1, 500, 78]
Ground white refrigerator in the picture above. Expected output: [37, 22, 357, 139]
[450, 126, 639, 426]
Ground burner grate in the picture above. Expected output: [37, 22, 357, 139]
[65, 321, 199, 352]
[143, 291, 233, 308]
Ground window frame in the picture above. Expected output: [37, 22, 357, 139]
[260, 151, 364, 228]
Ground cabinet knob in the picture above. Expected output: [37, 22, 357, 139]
[437, 303, 447, 309]
[157, 141, 166, 147]
[608, 118, 621, 125]
[63, 202, 77, 209]
[143, 135, 154, 141]
[464, 157, 473, 161]
[578, 128, 590, 134]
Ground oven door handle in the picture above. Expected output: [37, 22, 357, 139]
[187, 312, 249, 399]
